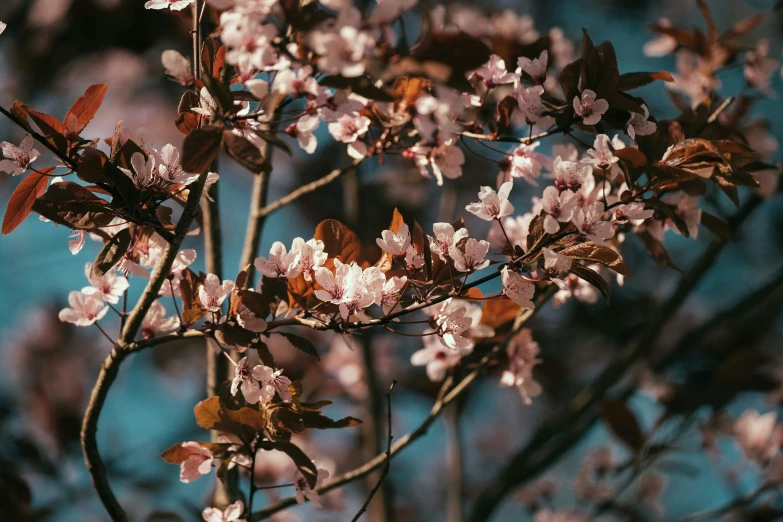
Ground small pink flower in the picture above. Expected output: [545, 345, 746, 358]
[294, 465, 330, 507]
[573, 89, 608, 126]
[202, 500, 245, 522]
[141, 300, 180, 339]
[429, 223, 469, 262]
[539, 186, 578, 234]
[517, 50, 548, 84]
[255, 242, 298, 279]
[161, 50, 194, 87]
[626, 104, 657, 139]
[0, 135, 40, 176]
[198, 274, 235, 312]
[470, 54, 515, 87]
[573, 202, 615, 243]
[517, 85, 546, 124]
[411, 334, 463, 382]
[465, 182, 514, 221]
[376, 224, 411, 257]
[58, 290, 109, 327]
[501, 267, 535, 309]
[449, 238, 490, 273]
[328, 114, 370, 159]
[179, 441, 214, 483]
[542, 248, 573, 280]
[83, 263, 129, 305]
[582, 134, 619, 170]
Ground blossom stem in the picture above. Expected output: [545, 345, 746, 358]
[94, 323, 114, 345]
[496, 218, 514, 251]
[170, 292, 184, 329]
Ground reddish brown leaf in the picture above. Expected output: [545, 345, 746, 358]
[182, 125, 223, 174]
[2, 168, 53, 234]
[65, 84, 108, 134]
[315, 219, 363, 264]
[614, 147, 647, 168]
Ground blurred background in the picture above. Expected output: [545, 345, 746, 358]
[1, 0, 783, 521]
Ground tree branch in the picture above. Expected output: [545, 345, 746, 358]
[351, 381, 396, 522]
[0, 104, 78, 170]
[250, 286, 557, 521]
[254, 158, 363, 220]
[238, 139, 274, 289]
[468, 196, 763, 522]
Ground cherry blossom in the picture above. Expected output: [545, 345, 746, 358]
[0, 135, 40, 176]
[615, 201, 653, 223]
[141, 300, 180, 339]
[411, 334, 463, 382]
[408, 140, 465, 186]
[626, 104, 657, 139]
[429, 222, 469, 261]
[376, 224, 411, 257]
[553, 274, 599, 308]
[145, 0, 195, 11]
[290, 237, 327, 282]
[581, 134, 619, 171]
[286, 114, 320, 154]
[83, 263, 129, 304]
[466, 182, 514, 221]
[309, 17, 374, 78]
[58, 290, 109, 327]
[450, 238, 490, 273]
[573, 89, 608, 126]
[192, 87, 219, 118]
[404, 245, 425, 271]
[178, 441, 214, 483]
[220, 14, 279, 70]
[471, 54, 515, 88]
[542, 248, 573, 280]
[161, 50, 194, 87]
[744, 39, 777, 96]
[274, 66, 319, 97]
[230, 357, 276, 405]
[202, 500, 245, 522]
[734, 410, 782, 462]
[433, 305, 473, 352]
[69, 230, 87, 255]
[500, 142, 545, 185]
[668, 51, 720, 109]
[573, 202, 614, 243]
[517, 85, 546, 124]
[643, 18, 678, 57]
[539, 186, 578, 234]
[314, 261, 381, 320]
[501, 267, 535, 309]
[574, 447, 616, 501]
[500, 328, 542, 405]
[517, 50, 548, 84]
[198, 274, 235, 312]
[294, 465, 330, 507]
[550, 156, 591, 192]
[380, 275, 407, 315]
[255, 242, 299, 279]
[328, 114, 370, 159]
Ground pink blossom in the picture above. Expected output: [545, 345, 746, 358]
[411, 333, 463, 382]
[429, 222, 469, 262]
[290, 237, 327, 281]
[626, 105, 657, 139]
[488, 214, 532, 252]
[404, 245, 425, 271]
[230, 357, 276, 405]
[409, 141, 465, 186]
[517, 50, 548, 84]
[542, 248, 573, 280]
[449, 238, 490, 273]
[0, 135, 40, 176]
[501, 267, 535, 309]
[198, 274, 235, 312]
[539, 186, 578, 234]
[328, 114, 370, 159]
[517, 85, 546, 124]
[309, 21, 373, 78]
[551, 156, 591, 192]
[179, 441, 214, 483]
[470, 54, 516, 88]
[573, 89, 608, 126]
[465, 182, 514, 221]
[161, 50, 194, 87]
[202, 500, 245, 522]
[501, 142, 545, 185]
[381, 275, 407, 314]
[145, 0, 195, 11]
[58, 290, 109, 327]
[573, 203, 615, 243]
[286, 114, 320, 154]
[734, 410, 782, 462]
[582, 134, 619, 170]
[376, 224, 411, 257]
[744, 39, 777, 96]
[141, 300, 180, 339]
[255, 242, 299, 279]
[83, 262, 129, 304]
[294, 465, 330, 507]
[500, 328, 542, 404]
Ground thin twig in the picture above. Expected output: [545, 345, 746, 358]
[350, 380, 396, 522]
[249, 286, 556, 521]
[254, 158, 363, 219]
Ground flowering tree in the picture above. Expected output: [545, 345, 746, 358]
[1, 0, 783, 521]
